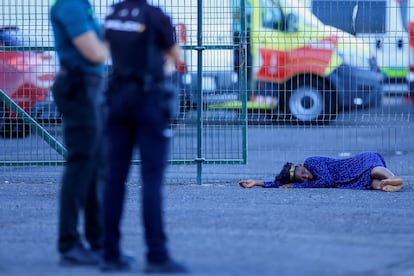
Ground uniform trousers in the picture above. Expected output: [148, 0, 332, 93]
[103, 80, 170, 263]
[52, 70, 105, 253]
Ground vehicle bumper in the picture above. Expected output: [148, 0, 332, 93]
[174, 71, 239, 106]
[30, 100, 61, 123]
[328, 64, 384, 108]
[406, 72, 414, 96]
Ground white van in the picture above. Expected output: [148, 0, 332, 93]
[308, 0, 411, 95]
[223, 0, 383, 124]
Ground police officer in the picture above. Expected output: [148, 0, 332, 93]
[101, 0, 187, 273]
[50, 0, 108, 266]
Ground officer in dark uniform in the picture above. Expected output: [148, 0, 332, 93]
[101, 0, 187, 273]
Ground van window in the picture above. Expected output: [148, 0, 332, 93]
[260, 0, 283, 30]
[312, 0, 386, 34]
[287, 0, 321, 28]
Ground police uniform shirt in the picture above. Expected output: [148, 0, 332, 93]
[104, 0, 176, 81]
[50, 0, 105, 76]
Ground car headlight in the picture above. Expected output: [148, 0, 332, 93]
[182, 73, 192, 85]
[231, 72, 238, 84]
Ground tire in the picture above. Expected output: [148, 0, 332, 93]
[0, 102, 5, 137]
[0, 102, 30, 138]
[286, 75, 337, 124]
[1, 118, 30, 138]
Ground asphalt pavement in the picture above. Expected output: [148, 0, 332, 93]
[1, 96, 414, 275]
[2, 181, 414, 276]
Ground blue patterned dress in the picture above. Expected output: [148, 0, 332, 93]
[263, 152, 387, 190]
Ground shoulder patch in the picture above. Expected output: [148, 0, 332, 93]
[131, 8, 140, 17]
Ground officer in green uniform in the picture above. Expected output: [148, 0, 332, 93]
[50, 0, 108, 266]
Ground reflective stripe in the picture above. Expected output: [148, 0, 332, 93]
[105, 20, 146, 33]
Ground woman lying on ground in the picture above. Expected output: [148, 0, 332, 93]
[239, 151, 403, 192]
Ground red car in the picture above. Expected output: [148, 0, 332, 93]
[0, 26, 59, 138]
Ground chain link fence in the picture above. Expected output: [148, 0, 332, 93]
[1, 0, 413, 185]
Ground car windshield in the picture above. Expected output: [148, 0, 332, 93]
[0, 28, 30, 47]
[281, 0, 323, 27]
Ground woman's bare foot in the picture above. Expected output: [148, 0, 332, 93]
[380, 177, 403, 192]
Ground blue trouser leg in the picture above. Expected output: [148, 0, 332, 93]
[102, 120, 135, 261]
[102, 82, 170, 263]
[55, 74, 104, 253]
[138, 114, 169, 263]
[84, 152, 104, 251]
[59, 124, 101, 252]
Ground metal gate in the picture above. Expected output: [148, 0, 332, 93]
[0, 0, 248, 185]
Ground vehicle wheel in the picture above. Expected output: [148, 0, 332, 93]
[0, 118, 30, 138]
[0, 104, 30, 138]
[286, 76, 337, 124]
[0, 103, 5, 137]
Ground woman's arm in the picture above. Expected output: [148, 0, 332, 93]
[239, 179, 264, 188]
[239, 178, 331, 189]
[239, 180, 286, 188]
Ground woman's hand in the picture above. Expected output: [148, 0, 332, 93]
[239, 179, 262, 188]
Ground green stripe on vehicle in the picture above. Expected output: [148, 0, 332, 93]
[381, 67, 408, 78]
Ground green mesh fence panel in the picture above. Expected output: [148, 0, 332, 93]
[1, 0, 414, 186]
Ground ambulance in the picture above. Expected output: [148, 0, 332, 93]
[227, 0, 384, 123]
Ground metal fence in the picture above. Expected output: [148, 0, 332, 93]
[1, 0, 414, 185]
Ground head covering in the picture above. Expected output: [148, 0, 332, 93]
[274, 162, 296, 183]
